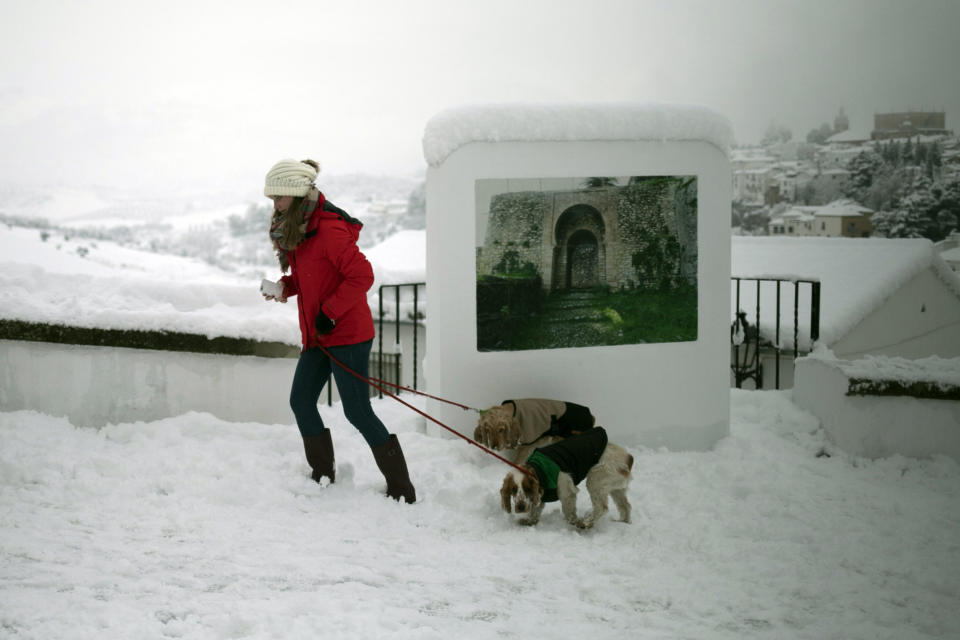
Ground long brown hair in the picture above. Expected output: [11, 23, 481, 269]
[270, 189, 319, 272]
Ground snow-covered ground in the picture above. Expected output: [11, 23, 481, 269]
[2, 390, 958, 639]
[3, 179, 959, 638]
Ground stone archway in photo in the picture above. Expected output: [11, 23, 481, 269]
[552, 204, 606, 290]
[566, 230, 599, 288]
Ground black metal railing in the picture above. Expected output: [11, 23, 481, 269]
[377, 282, 426, 399]
[731, 277, 821, 389]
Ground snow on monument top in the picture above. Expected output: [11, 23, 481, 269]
[422, 102, 734, 166]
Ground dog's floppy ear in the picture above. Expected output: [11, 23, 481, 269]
[507, 417, 521, 448]
[475, 406, 500, 446]
[500, 475, 517, 513]
[520, 472, 541, 507]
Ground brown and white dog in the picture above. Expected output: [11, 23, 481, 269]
[499, 427, 633, 529]
[474, 398, 595, 463]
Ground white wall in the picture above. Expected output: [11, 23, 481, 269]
[1, 324, 427, 429]
[426, 139, 731, 450]
[0, 340, 296, 427]
[793, 356, 960, 462]
[832, 269, 960, 360]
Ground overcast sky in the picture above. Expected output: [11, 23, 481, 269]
[2, 0, 958, 193]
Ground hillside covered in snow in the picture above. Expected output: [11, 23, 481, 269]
[0, 179, 426, 344]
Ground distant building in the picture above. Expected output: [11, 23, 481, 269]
[730, 147, 777, 172]
[769, 199, 873, 238]
[872, 111, 950, 140]
[775, 165, 816, 202]
[814, 199, 874, 238]
[733, 167, 774, 205]
[769, 206, 817, 236]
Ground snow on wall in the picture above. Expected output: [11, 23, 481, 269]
[831, 268, 960, 359]
[793, 351, 960, 462]
[824, 350, 960, 388]
[731, 236, 960, 349]
[422, 102, 734, 167]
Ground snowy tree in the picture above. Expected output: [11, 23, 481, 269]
[929, 176, 960, 240]
[881, 140, 901, 165]
[925, 141, 943, 178]
[843, 139, 953, 228]
[732, 203, 772, 235]
[846, 151, 884, 197]
[938, 176, 960, 213]
[929, 141, 943, 169]
[871, 208, 925, 238]
[796, 143, 818, 163]
[901, 173, 937, 238]
[401, 181, 426, 230]
[806, 123, 833, 144]
[914, 141, 928, 166]
[861, 166, 906, 213]
[228, 203, 271, 236]
[798, 174, 849, 205]
[761, 122, 792, 146]
[936, 209, 959, 236]
[872, 173, 960, 241]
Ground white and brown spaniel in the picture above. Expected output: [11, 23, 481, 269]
[499, 427, 633, 529]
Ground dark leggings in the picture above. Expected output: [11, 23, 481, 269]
[289, 340, 390, 448]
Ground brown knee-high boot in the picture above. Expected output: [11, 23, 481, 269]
[371, 434, 416, 503]
[302, 429, 335, 483]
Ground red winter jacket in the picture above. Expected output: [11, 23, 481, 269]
[279, 194, 375, 350]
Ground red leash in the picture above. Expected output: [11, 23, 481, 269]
[319, 346, 535, 478]
[360, 373, 481, 413]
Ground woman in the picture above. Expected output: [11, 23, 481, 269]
[261, 158, 415, 504]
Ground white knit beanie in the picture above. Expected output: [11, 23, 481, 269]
[264, 158, 320, 197]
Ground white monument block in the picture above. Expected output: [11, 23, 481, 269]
[423, 103, 733, 450]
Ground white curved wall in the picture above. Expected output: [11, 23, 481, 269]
[425, 139, 731, 450]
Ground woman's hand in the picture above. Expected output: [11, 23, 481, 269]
[262, 280, 287, 303]
[315, 308, 335, 334]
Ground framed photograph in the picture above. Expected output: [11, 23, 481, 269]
[476, 176, 698, 351]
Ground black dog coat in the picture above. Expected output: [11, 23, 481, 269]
[501, 398, 595, 445]
[526, 427, 608, 502]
